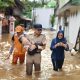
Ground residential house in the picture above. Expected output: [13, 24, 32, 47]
[32, 8, 54, 29]
[0, 0, 25, 34]
[55, 0, 80, 50]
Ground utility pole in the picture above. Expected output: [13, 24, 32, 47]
[74, 27, 80, 53]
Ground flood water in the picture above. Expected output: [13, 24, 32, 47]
[0, 30, 80, 80]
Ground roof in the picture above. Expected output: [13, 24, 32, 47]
[55, 0, 80, 16]
[21, 16, 32, 21]
[56, 2, 71, 16]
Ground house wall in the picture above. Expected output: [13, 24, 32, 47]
[56, 0, 80, 47]
[69, 11, 80, 46]
[56, 17, 64, 31]
[58, 11, 80, 46]
[32, 8, 54, 28]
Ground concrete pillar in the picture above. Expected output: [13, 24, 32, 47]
[9, 16, 16, 36]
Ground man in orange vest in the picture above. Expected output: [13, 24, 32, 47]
[8, 25, 26, 64]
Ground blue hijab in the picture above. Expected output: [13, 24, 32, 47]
[56, 30, 66, 43]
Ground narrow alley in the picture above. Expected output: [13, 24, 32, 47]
[0, 30, 80, 80]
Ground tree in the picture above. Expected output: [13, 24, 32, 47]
[0, 0, 15, 12]
[0, 0, 24, 16]
[22, 0, 43, 18]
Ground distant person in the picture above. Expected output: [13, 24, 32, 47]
[50, 30, 69, 71]
[2, 18, 9, 33]
[59, 25, 62, 31]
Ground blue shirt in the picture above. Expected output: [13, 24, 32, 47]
[50, 38, 69, 60]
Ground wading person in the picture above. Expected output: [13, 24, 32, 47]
[8, 25, 26, 64]
[50, 30, 69, 71]
[25, 24, 46, 75]
[59, 25, 62, 31]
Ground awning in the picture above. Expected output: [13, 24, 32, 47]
[55, 1, 80, 16]
[20, 16, 32, 21]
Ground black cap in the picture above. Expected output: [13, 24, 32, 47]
[33, 24, 42, 29]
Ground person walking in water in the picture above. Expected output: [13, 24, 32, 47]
[25, 24, 46, 75]
[8, 25, 26, 64]
[50, 30, 69, 71]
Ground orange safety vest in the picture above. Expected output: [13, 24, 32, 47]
[13, 34, 26, 55]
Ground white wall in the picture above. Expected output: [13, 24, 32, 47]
[56, 11, 80, 46]
[59, 0, 70, 9]
[33, 8, 54, 28]
[55, 17, 64, 31]
[69, 11, 80, 46]
[0, 13, 4, 34]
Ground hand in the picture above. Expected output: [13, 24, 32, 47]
[55, 43, 60, 48]
[30, 44, 37, 51]
[28, 44, 38, 55]
[38, 45, 43, 50]
[61, 43, 67, 48]
[59, 42, 63, 46]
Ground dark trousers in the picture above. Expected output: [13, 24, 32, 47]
[52, 59, 64, 71]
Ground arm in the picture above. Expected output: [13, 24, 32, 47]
[20, 36, 37, 51]
[7, 37, 14, 59]
[63, 43, 69, 51]
[50, 39, 61, 50]
[9, 43, 14, 54]
[63, 38, 69, 51]
[20, 36, 31, 50]
[35, 43, 46, 50]
[40, 35, 46, 50]
[50, 39, 56, 50]
[60, 38, 69, 51]
[36, 35, 46, 50]
[9, 35, 14, 54]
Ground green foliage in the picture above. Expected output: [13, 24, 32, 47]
[47, 0, 56, 8]
[0, 0, 15, 11]
[22, 1, 32, 18]
[15, 20, 20, 27]
[22, 0, 43, 18]
[0, 0, 56, 18]
[50, 14, 55, 27]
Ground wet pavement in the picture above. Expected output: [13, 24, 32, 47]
[0, 30, 80, 80]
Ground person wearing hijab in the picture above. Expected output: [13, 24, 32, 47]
[50, 30, 69, 71]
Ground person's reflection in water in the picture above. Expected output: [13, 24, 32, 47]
[34, 71, 41, 79]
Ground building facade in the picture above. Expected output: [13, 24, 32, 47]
[55, 0, 80, 49]
[32, 8, 54, 29]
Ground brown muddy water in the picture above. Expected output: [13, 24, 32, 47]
[0, 30, 80, 80]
